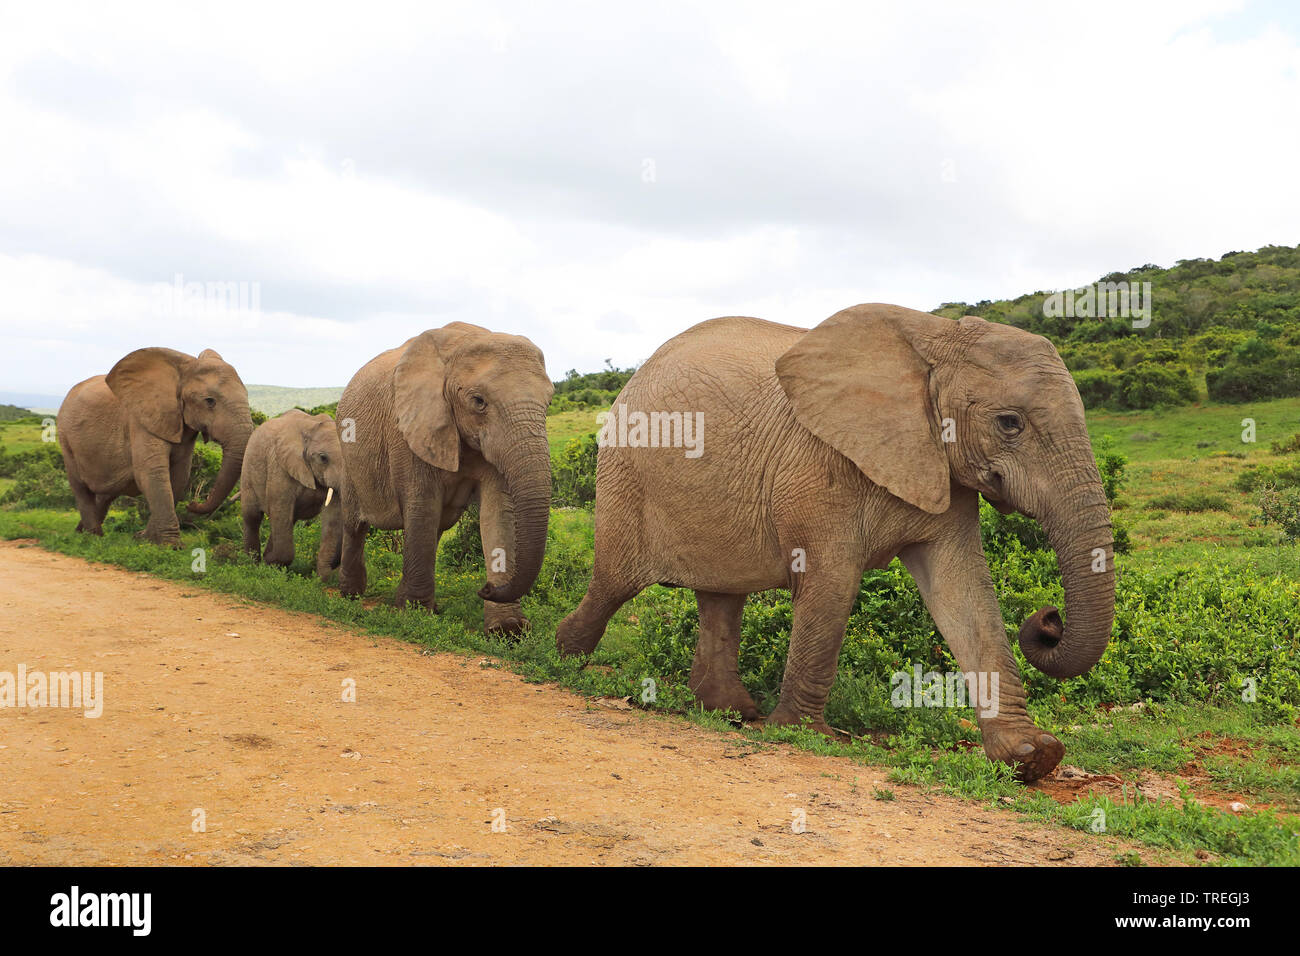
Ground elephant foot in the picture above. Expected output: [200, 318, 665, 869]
[75, 522, 103, 536]
[981, 720, 1064, 782]
[555, 613, 603, 657]
[339, 574, 365, 599]
[763, 704, 850, 741]
[392, 583, 436, 611]
[136, 528, 181, 549]
[315, 565, 338, 583]
[484, 603, 528, 637]
[689, 673, 761, 722]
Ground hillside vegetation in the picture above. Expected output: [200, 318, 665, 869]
[935, 243, 1300, 409]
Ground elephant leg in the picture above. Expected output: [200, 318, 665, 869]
[92, 493, 113, 528]
[478, 471, 526, 636]
[555, 567, 645, 656]
[263, 504, 296, 567]
[690, 591, 760, 720]
[899, 528, 1063, 782]
[394, 492, 443, 610]
[765, 567, 860, 737]
[135, 455, 182, 547]
[556, 508, 649, 655]
[339, 517, 370, 598]
[242, 505, 263, 561]
[315, 497, 343, 581]
[67, 468, 103, 535]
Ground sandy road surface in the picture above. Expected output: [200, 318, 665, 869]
[0, 541, 1146, 866]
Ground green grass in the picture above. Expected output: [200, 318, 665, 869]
[0, 419, 50, 454]
[546, 408, 601, 455]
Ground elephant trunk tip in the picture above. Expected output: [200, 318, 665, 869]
[478, 581, 518, 603]
[1019, 604, 1103, 679]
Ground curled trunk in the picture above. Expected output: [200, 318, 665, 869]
[188, 424, 252, 515]
[1018, 476, 1116, 679]
[478, 429, 551, 604]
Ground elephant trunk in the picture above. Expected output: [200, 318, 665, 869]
[188, 421, 253, 515]
[1018, 466, 1116, 679]
[478, 415, 551, 604]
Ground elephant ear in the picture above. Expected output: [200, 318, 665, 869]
[105, 347, 190, 443]
[275, 415, 318, 489]
[393, 322, 490, 472]
[775, 304, 952, 515]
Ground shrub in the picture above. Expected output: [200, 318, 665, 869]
[1115, 362, 1197, 409]
[1145, 492, 1229, 513]
[1270, 433, 1300, 455]
[0, 447, 74, 510]
[1206, 346, 1300, 402]
[1256, 486, 1300, 543]
[1071, 368, 1116, 409]
[552, 433, 598, 508]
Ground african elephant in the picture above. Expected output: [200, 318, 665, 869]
[57, 348, 255, 546]
[336, 322, 554, 633]
[556, 303, 1115, 781]
[240, 409, 344, 578]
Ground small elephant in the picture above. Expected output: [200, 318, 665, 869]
[336, 322, 554, 634]
[557, 303, 1115, 781]
[240, 409, 344, 578]
[57, 348, 255, 546]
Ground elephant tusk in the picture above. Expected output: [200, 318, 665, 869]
[324, 487, 334, 507]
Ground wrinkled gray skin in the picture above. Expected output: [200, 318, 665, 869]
[557, 304, 1115, 781]
[57, 348, 254, 546]
[240, 410, 345, 578]
[336, 322, 554, 634]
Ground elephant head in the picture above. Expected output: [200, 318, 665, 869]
[105, 347, 255, 515]
[278, 411, 345, 502]
[776, 303, 1115, 679]
[393, 322, 554, 604]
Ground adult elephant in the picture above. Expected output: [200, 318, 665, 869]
[336, 322, 553, 634]
[57, 348, 254, 546]
[240, 409, 344, 578]
[557, 304, 1115, 781]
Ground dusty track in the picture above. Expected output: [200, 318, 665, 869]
[0, 541, 1150, 866]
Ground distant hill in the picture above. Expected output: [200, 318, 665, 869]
[0, 403, 36, 422]
[245, 385, 345, 416]
[0, 392, 61, 414]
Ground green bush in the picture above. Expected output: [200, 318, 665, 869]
[1206, 345, 1300, 402]
[1115, 362, 1197, 409]
[0, 446, 74, 509]
[1145, 492, 1229, 513]
[1235, 463, 1300, 494]
[552, 433, 598, 508]
[1256, 487, 1300, 543]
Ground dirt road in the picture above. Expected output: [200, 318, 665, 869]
[0, 540, 1147, 866]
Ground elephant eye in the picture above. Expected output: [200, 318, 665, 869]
[996, 413, 1024, 435]
[205, 397, 216, 408]
[319, 453, 329, 464]
[470, 394, 487, 411]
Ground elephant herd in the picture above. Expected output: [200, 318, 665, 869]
[55, 304, 1116, 781]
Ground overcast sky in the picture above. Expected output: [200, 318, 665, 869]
[1, 0, 1298, 395]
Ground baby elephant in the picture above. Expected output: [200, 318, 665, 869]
[240, 410, 344, 578]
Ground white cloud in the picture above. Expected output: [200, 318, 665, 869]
[0, 0, 1297, 394]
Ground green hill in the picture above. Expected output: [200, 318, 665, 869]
[933, 242, 1300, 409]
[0, 404, 35, 422]
[245, 385, 345, 416]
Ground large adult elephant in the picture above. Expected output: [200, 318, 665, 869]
[557, 304, 1115, 781]
[336, 322, 554, 633]
[240, 409, 344, 578]
[57, 348, 255, 546]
